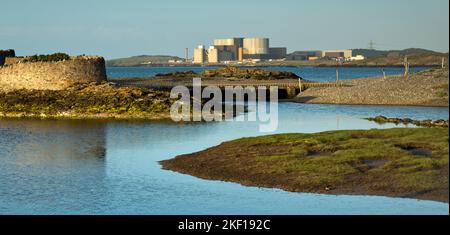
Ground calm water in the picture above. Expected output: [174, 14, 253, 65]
[0, 103, 448, 215]
[107, 66, 429, 82]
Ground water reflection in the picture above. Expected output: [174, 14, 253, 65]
[0, 119, 107, 162]
[0, 119, 110, 214]
[0, 102, 449, 215]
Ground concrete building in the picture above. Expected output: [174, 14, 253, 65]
[243, 38, 269, 55]
[349, 55, 365, 61]
[214, 38, 244, 47]
[286, 51, 322, 61]
[193, 45, 206, 63]
[268, 48, 287, 60]
[213, 38, 244, 61]
[207, 46, 219, 63]
[193, 37, 287, 63]
[322, 50, 353, 59]
[238, 47, 244, 62]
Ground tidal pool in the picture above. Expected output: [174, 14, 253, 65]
[0, 103, 448, 215]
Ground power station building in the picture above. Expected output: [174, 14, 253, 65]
[193, 45, 206, 64]
[322, 50, 353, 59]
[287, 49, 357, 61]
[193, 37, 287, 63]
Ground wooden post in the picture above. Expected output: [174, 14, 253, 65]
[403, 56, 409, 78]
[336, 68, 339, 84]
[442, 57, 445, 69]
[298, 78, 302, 95]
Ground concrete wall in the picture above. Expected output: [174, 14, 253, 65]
[0, 56, 107, 91]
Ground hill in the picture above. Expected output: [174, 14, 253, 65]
[352, 48, 445, 58]
[107, 55, 183, 67]
[351, 48, 448, 67]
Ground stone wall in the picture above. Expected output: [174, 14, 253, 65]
[0, 56, 107, 91]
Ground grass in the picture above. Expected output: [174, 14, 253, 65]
[433, 83, 449, 98]
[436, 91, 448, 98]
[161, 128, 449, 202]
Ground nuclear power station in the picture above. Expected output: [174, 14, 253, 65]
[193, 37, 287, 64]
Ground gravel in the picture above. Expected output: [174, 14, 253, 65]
[296, 68, 449, 107]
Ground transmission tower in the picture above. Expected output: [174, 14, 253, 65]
[368, 40, 375, 50]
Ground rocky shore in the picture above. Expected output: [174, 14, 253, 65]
[0, 82, 174, 120]
[296, 68, 449, 107]
[201, 66, 300, 80]
[367, 116, 449, 128]
[161, 128, 449, 202]
[155, 70, 198, 78]
[154, 66, 301, 80]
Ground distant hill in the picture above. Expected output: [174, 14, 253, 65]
[107, 55, 183, 67]
[352, 48, 445, 58]
[351, 48, 448, 66]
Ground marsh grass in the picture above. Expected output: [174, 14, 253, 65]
[161, 128, 449, 202]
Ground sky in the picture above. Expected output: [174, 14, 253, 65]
[1, 0, 449, 59]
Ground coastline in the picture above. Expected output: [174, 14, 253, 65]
[106, 64, 435, 68]
[295, 68, 449, 107]
[1, 68, 448, 120]
[0, 111, 172, 121]
[0, 82, 175, 121]
[160, 128, 449, 203]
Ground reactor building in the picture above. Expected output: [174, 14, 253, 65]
[193, 37, 287, 64]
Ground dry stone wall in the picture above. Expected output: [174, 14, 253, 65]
[0, 56, 107, 91]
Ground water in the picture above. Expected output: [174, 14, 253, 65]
[107, 66, 429, 82]
[0, 103, 448, 215]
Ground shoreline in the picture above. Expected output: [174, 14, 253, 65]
[0, 111, 172, 121]
[1, 68, 448, 121]
[106, 64, 438, 69]
[295, 68, 449, 107]
[160, 128, 449, 203]
[113, 67, 448, 108]
[0, 82, 175, 121]
[291, 100, 449, 108]
[281, 98, 449, 108]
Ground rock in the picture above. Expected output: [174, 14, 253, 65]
[155, 70, 198, 78]
[367, 116, 448, 128]
[370, 116, 388, 122]
[402, 118, 413, 123]
[201, 66, 300, 80]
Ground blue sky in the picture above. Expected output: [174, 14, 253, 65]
[1, 0, 448, 59]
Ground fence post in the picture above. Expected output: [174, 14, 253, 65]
[403, 56, 409, 78]
[336, 68, 339, 84]
[298, 78, 302, 95]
